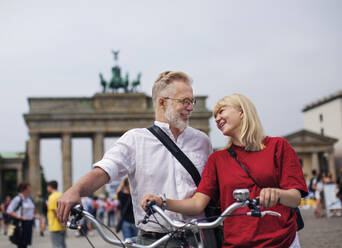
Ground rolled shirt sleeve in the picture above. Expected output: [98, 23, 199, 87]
[93, 130, 137, 182]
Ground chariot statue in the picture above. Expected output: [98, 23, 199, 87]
[99, 50, 142, 93]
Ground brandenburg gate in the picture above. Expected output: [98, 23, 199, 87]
[23, 93, 212, 194]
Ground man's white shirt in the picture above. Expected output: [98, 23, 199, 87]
[94, 121, 212, 232]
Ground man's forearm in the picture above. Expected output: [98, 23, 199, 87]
[73, 167, 110, 196]
[57, 167, 110, 224]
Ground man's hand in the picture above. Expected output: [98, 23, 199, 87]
[56, 167, 110, 225]
[141, 194, 162, 211]
[57, 187, 81, 225]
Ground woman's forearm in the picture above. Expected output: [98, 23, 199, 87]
[142, 192, 210, 216]
[279, 189, 301, 208]
[167, 192, 210, 215]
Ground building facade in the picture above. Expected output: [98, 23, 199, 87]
[0, 152, 27, 199]
[283, 130, 337, 181]
[302, 90, 342, 177]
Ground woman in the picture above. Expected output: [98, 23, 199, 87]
[1, 195, 12, 235]
[33, 192, 46, 236]
[314, 172, 324, 218]
[142, 93, 308, 248]
[7, 182, 35, 248]
[116, 178, 138, 240]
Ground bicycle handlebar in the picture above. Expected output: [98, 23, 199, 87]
[66, 189, 281, 247]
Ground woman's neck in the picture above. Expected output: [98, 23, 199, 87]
[232, 138, 244, 147]
[20, 192, 28, 199]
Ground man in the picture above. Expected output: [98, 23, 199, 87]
[47, 180, 67, 248]
[57, 71, 213, 246]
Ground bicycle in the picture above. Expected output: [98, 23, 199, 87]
[67, 189, 281, 248]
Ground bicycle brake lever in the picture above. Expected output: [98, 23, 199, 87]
[246, 210, 281, 217]
[67, 204, 84, 230]
[67, 219, 81, 230]
[261, 211, 281, 217]
[139, 200, 156, 224]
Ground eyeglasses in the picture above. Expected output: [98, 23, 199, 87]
[163, 97, 196, 107]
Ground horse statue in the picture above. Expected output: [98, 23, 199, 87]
[122, 73, 129, 93]
[131, 72, 141, 92]
[99, 73, 107, 93]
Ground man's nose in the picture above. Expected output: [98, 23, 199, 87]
[186, 103, 194, 111]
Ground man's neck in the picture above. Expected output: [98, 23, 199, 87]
[169, 125, 184, 141]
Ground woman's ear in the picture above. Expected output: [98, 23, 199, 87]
[239, 109, 244, 119]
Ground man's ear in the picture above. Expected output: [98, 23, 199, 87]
[158, 97, 166, 109]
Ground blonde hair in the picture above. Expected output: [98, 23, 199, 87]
[213, 93, 265, 151]
[152, 71, 192, 108]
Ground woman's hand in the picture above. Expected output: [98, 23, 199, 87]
[259, 188, 281, 208]
[141, 194, 162, 211]
[259, 188, 301, 208]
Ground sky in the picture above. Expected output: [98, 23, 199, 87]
[0, 0, 341, 190]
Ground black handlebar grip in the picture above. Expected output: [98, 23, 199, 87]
[146, 200, 156, 215]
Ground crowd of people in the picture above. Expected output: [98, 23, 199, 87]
[0, 177, 136, 247]
[305, 168, 342, 218]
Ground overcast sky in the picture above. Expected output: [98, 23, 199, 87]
[1, 0, 341, 190]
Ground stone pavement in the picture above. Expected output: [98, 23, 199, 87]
[0, 226, 124, 248]
[0, 209, 341, 247]
[298, 208, 342, 248]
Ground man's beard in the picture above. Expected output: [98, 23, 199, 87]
[164, 104, 190, 130]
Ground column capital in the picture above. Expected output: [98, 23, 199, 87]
[62, 132, 72, 138]
[29, 132, 40, 139]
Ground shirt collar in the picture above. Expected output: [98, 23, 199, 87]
[153, 121, 188, 141]
[154, 120, 170, 130]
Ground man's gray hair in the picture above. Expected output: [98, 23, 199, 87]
[152, 71, 192, 107]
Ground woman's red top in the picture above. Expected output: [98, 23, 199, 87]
[197, 137, 308, 248]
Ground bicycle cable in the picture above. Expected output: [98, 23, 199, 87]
[99, 221, 125, 248]
[79, 215, 126, 248]
[148, 210, 199, 248]
[80, 228, 95, 248]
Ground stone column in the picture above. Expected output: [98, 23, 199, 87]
[311, 152, 319, 171]
[62, 133, 72, 192]
[92, 132, 104, 164]
[17, 168, 23, 183]
[327, 152, 336, 179]
[28, 133, 41, 197]
[92, 132, 105, 196]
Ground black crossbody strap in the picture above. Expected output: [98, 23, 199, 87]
[13, 195, 23, 213]
[148, 125, 201, 186]
[227, 148, 262, 188]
